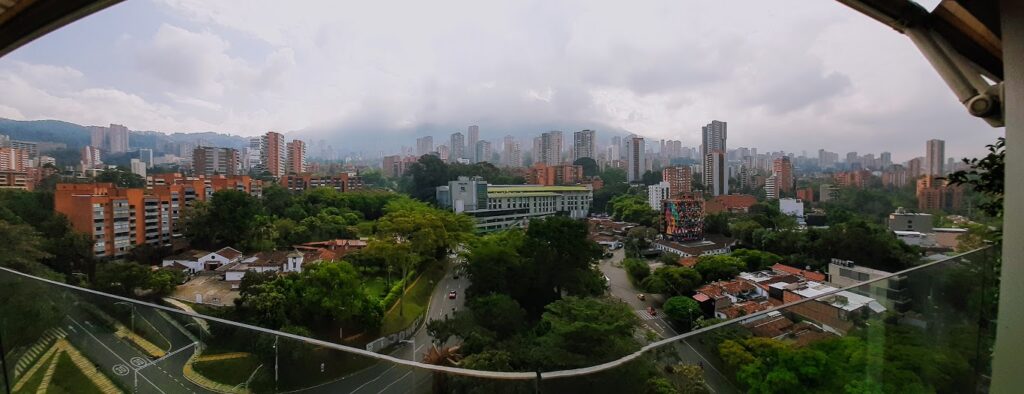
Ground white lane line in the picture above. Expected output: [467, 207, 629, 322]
[349, 364, 397, 394]
[682, 340, 737, 392]
[376, 370, 413, 394]
[68, 316, 166, 394]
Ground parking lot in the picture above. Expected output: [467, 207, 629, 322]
[170, 273, 239, 306]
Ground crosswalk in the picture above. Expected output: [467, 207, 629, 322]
[13, 327, 67, 378]
[635, 309, 660, 321]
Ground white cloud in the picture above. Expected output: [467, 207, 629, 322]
[0, 0, 1002, 159]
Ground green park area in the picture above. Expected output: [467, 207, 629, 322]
[380, 262, 446, 335]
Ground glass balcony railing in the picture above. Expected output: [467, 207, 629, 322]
[0, 247, 998, 393]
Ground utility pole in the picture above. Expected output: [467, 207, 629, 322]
[274, 336, 279, 389]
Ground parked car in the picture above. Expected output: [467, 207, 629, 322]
[448, 290, 457, 300]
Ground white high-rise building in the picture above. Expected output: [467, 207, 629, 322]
[502, 135, 521, 167]
[541, 131, 563, 165]
[648, 181, 671, 210]
[467, 125, 480, 162]
[625, 136, 646, 183]
[416, 136, 434, 156]
[450, 132, 466, 163]
[926, 139, 946, 176]
[573, 129, 596, 162]
[130, 158, 147, 178]
[475, 140, 492, 164]
[701, 120, 727, 160]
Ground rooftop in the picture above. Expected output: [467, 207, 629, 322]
[487, 185, 591, 193]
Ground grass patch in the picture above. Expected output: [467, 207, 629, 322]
[46, 353, 105, 394]
[364, 276, 389, 299]
[193, 353, 262, 387]
[379, 262, 446, 335]
[14, 362, 46, 393]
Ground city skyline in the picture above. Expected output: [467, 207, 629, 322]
[0, 1, 999, 160]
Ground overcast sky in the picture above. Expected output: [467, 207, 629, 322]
[0, 0, 1002, 160]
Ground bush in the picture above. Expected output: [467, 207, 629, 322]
[623, 258, 651, 284]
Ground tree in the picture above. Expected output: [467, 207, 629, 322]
[148, 269, 184, 297]
[0, 219, 59, 278]
[694, 255, 746, 283]
[534, 297, 640, 369]
[623, 258, 652, 283]
[730, 249, 783, 272]
[572, 157, 600, 177]
[610, 194, 656, 226]
[182, 190, 265, 251]
[95, 168, 145, 188]
[403, 155, 450, 201]
[643, 266, 701, 296]
[624, 226, 657, 257]
[641, 170, 663, 186]
[93, 261, 155, 297]
[663, 296, 702, 330]
[947, 137, 1004, 233]
[703, 212, 731, 236]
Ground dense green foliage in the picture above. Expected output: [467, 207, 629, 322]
[233, 261, 384, 333]
[623, 258, 652, 283]
[573, 157, 600, 177]
[694, 255, 747, 283]
[183, 186, 402, 251]
[641, 266, 702, 296]
[0, 190, 95, 279]
[609, 194, 657, 226]
[464, 217, 604, 315]
[663, 296, 702, 330]
[428, 295, 640, 371]
[400, 155, 526, 201]
[95, 168, 146, 188]
[592, 167, 630, 213]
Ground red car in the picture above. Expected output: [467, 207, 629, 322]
[448, 290, 457, 300]
[648, 306, 657, 316]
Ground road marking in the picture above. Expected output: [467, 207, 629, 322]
[68, 316, 165, 394]
[635, 310, 659, 320]
[112, 364, 130, 376]
[377, 370, 412, 393]
[349, 364, 397, 394]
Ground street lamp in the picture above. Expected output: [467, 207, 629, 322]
[184, 322, 204, 348]
[114, 301, 135, 334]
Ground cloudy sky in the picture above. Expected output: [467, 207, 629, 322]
[0, 0, 1002, 160]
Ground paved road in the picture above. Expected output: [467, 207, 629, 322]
[598, 248, 678, 338]
[63, 307, 212, 394]
[597, 249, 739, 394]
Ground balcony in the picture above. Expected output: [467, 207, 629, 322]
[0, 247, 999, 393]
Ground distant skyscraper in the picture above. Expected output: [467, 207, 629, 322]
[88, 124, 130, 153]
[450, 132, 465, 163]
[260, 131, 287, 177]
[701, 120, 727, 193]
[846, 152, 859, 165]
[662, 166, 692, 197]
[193, 146, 240, 176]
[573, 129, 596, 162]
[130, 158, 147, 178]
[926, 139, 945, 176]
[772, 157, 794, 196]
[908, 157, 924, 179]
[532, 137, 543, 165]
[416, 136, 434, 156]
[704, 151, 728, 196]
[880, 151, 892, 168]
[611, 136, 623, 160]
[475, 140, 492, 164]
[247, 137, 262, 172]
[701, 120, 727, 159]
[437, 144, 450, 161]
[625, 136, 645, 183]
[541, 131, 563, 165]
[0, 147, 28, 171]
[286, 140, 306, 174]
[502, 135, 521, 167]
[137, 148, 153, 168]
[467, 125, 480, 162]
[80, 145, 102, 169]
